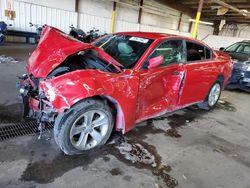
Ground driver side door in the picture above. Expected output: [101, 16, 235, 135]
[136, 39, 186, 121]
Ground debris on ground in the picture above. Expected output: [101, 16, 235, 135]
[115, 136, 178, 188]
[217, 100, 237, 112]
[153, 165, 178, 187]
[151, 119, 182, 138]
[218, 100, 226, 104]
[153, 120, 172, 132]
[0, 55, 19, 63]
[182, 174, 187, 180]
[116, 137, 157, 167]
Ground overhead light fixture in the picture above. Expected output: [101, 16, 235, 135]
[189, 19, 214, 26]
[217, 7, 229, 15]
[212, 0, 250, 17]
[241, 9, 249, 16]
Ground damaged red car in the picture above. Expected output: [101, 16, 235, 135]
[18, 26, 233, 155]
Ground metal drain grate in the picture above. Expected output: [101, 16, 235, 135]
[0, 121, 53, 141]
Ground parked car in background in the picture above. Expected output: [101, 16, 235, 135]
[0, 21, 12, 45]
[18, 26, 233, 155]
[220, 40, 250, 92]
[0, 21, 7, 45]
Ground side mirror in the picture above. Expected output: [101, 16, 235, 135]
[219, 47, 225, 51]
[148, 55, 164, 69]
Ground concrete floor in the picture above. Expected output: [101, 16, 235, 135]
[0, 43, 250, 188]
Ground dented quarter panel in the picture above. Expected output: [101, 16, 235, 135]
[178, 60, 218, 105]
[179, 51, 232, 105]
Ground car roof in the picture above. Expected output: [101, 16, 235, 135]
[242, 40, 250, 43]
[114, 31, 212, 49]
[115, 31, 182, 40]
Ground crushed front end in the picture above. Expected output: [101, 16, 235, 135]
[16, 26, 123, 135]
[17, 74, 58, 124]
[16, 26, 93, 125]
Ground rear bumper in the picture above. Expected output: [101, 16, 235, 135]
[228, 69, 250, 89]
[226, 84, 250, 92]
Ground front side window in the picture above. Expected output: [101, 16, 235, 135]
[147, 40, 183, 68]
[93, 34, 153, 69]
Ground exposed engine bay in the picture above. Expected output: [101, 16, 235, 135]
[48, 49, 120, 78]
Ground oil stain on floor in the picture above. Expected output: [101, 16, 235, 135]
[20, 134, 178, 188]
[3, 99, 236, 188]
[217, 100, 237, 112]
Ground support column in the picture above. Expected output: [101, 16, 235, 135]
[137, 0, 144, 24]
[137, 0, 144, 31]
[188, 22, 192, 33]
[192, 0, 204, 38]
[111, 1, 117, 33]
[75, 0, 79, 12]
[75, 0, 80, 28]
[213, 20, 220, 35]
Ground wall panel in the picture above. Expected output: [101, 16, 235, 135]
[0, 0, 77, 34]
[0, 0, 215, 42]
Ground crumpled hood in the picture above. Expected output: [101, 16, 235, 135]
[27, 26, 122, 78]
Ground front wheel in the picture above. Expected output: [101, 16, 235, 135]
[198, 82, 222, 110]
[54, 99, 114, 155]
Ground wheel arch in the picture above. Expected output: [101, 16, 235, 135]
[217, 74, 225, 88]
[68, 95, 125, 133]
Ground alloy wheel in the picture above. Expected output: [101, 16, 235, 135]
[69, 110, 109, 150]
[208, 83, 221, 107]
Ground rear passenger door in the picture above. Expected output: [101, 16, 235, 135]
[179, 40, 217, 105]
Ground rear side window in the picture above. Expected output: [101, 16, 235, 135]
[186, 42, 205, 61]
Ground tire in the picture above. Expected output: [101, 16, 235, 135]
[53, 113, 64, 146]
[198, 81, 222, 110]
[54, 99, 114, 155]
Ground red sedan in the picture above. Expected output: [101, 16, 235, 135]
[18, 26, 233, 155]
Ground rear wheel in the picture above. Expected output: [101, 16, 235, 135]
[54, 99, 114, 155]
[198, 82, 221, 110]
